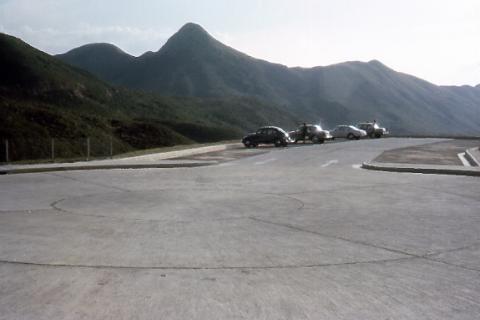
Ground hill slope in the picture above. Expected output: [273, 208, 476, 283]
[0, 32, 297, 161]
[57, 43, 135, 84]
[58, 23, 480, 135]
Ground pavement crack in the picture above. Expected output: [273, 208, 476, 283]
[50, 198, 249, 224]
[424, 241, 480, 258]
[0, 208, 51, 214]
[46, 172, 131, 192]
[0, 256, 416, 271]
[249, 217, 480, 274]
[413, 185, 480, 203]
[425, 258, 480, 273]
[275, 181, 417, 197]
[249, 217, 420, 258]
[262, 193, 305, 210]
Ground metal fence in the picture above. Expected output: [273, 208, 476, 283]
[0, 137, 129, 163]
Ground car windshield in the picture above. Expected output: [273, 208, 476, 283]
[276, 128, 288, 135]
[349, 125, 359, 130]
[313, 125, 323, 131]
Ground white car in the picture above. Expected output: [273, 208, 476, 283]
[330, 125, 367, 140]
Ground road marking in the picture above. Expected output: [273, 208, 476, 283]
[255, 158, 277, 165]
[321, 160, 339, 168]
[457, 153, 472, 167]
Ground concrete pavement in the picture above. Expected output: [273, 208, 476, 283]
[0, 138, 479, 319]
[363, 139, 480, 176]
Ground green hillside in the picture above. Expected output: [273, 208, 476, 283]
[58, 23, 480, 136]
[0, 32, 298, 161]
[57, 43, 135, 84]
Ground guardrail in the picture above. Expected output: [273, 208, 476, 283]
[0, 137, 124, 164]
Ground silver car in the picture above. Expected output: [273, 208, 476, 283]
[330, 125, 367, 140]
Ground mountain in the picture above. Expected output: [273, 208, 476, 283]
[0, 32, 297, 161]
[57, 43, 135, 84]
[58, 23, 480, 136]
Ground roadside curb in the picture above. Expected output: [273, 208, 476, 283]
[0, 162, 215, 175]
[0, 143, 241, 175]
[465, 147, 480, 167]
[362, 161, 480, 177]
[112, 143, 241, 162]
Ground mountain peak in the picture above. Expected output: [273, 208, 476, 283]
[62, 43, 131, 57]
[160, 23, 216, 52]
[178, 22, 209, 34]
[368, 59, 387, 68]
[169, 22, 213, 43]
[56, 42, 134, 83]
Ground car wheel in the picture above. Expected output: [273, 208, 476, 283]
[243, 141, 252, 148]
[347, 133, 354, 140]
[375, 133, 382, 138]
[319, 139, 325, 144]
[312, 136, 319, 144]
[274, 139, 283, 147]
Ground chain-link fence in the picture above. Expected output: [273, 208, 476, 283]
[0, 137, 130, 163]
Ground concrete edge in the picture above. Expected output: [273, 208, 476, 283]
[362, 161, 480, 177]
[115, 143, 241, 161]
[465, 147, 480, 167]
[0, 143, 241, 175]
[0, 162, 214, 175]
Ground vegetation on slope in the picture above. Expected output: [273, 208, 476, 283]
[0, 32, 297, 161]
[58, 23, 480, 136]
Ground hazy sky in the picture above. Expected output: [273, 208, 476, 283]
[1, 0, 479, 86]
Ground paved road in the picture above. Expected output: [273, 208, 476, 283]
[0, 138, 479, 319]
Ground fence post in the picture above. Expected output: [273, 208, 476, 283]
[109, 136, 113, 159]
[51, 138, 55, 162]
[86, 137, 90, 161]
[4, 139, 8, 163]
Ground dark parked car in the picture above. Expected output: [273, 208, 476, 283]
[357, 122, 389, 138]
[242, 126, 293, 148]
[289, 124, 333, 144]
